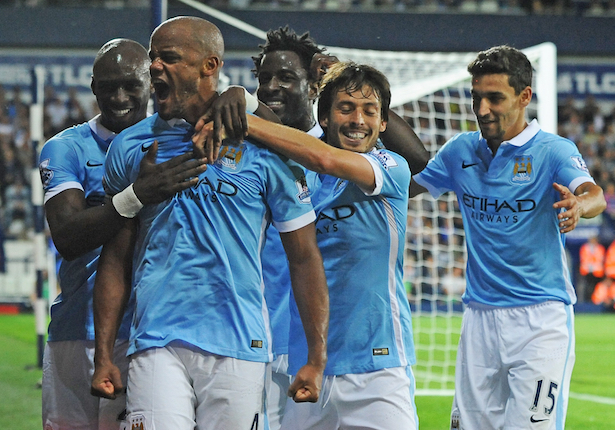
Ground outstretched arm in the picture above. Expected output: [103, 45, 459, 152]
[45, 141, 205, 261]
[553, 182, 606, 233]
[280, 223, 328, 403]
[91, 218, 136, 399]
[246, 115, 378, 192]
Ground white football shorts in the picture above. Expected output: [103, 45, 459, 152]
[126, 341, 266, 430]
[451, 300, 575, 430]
[280, 366, 418, 430]
[265, 353, 292, 430]
[42, 339, 129, 430]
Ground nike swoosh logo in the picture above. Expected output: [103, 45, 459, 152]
[462, 162, 478, 169]
[530, 416, 549, 423]
[141, 144, 151, 152]
[86, 161, 103, 167]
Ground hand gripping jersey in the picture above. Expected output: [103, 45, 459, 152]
[104, 114, 315, 362]
[287, 147, 416, 376]
[38, 117, 132, 341]
[413, 120, 595, 307]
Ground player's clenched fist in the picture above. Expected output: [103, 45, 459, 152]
[287, 363, 324, 403]
[91, 361, 124, 400]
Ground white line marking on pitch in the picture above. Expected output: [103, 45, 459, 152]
[569, 392, 615, 405]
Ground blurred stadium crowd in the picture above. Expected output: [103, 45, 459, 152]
[1, 85, 615, 302]
[2, 0, 615, 16]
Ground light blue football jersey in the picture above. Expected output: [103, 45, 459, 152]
[38, 116, 132, 341]
[104, 114, 315, 362]
[413, 120, 595, 307]
[261, 123, 323, 358]
[287, 147, 416, 376]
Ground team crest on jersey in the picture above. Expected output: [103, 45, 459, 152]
[512, 155, 533, 183]
[373, 150, 398, 170]
[130, 414, 146, 430]
[571, 155, 590, 173]
[295, 176, 311, 204]
[39, 158, 53, 187]
[217, 144, 245, 170]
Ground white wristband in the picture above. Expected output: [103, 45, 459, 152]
[112, 184, 144, 218]
[244, 88, 259, 114]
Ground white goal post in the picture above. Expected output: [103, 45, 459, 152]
[327, 43, 557, 395]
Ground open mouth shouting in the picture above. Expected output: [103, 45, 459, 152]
[153, 79, 171, 103]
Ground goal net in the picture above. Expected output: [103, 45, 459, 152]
[327, 43, 557, 395]
[169, 0, 558, 398]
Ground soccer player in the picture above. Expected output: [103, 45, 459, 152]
[252, 27, 327, 430]
[90, 16, 329, 430]
[38, 39, 206, 430]
[410, 45, 606, 429]
[203, 61, 419, 429]
[200, 26, 428, 429]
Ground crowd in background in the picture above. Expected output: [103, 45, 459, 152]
[2, 0, 615, 15]
[1, 83, 615, 304]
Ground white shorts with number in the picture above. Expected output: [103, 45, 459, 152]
[279, 366, 417, 430]
[126, 341, 266, 430]
[42, 339, 129, 430]
[451, 301, 575, 430]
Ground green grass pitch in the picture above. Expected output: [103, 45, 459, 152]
[1, 313, 614, 429]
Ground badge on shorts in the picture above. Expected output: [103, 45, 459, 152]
[130, 414, 146, 430]
[450, 410, 461, 429]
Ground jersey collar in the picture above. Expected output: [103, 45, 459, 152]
[505, 119, 540, 147]
[89, 114, 116, 143]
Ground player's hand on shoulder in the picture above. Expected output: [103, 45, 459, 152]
[287, 363, 324, 403]
[133, 139, 207, 204]
[191, 87, 247, 161]
[91, 361, 124, 400]
[310, 53, 339, 83]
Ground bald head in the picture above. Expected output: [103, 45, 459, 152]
[91, 38, 151, 133]
[93, 38, 150, 80]
[148, 16, 225, 124]
[152, 16, 224, 60]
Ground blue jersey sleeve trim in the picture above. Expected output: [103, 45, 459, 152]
[358, 152, 383, 196]
[412, 173, 445, 199]
[43, 181, 84, 204]
[568, 176, 595, 194]
[273, 210, 316, 233]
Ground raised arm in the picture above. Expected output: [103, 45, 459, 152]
[380, 110, 429, 175]
[46, 142, 205, 261]
[553, 182, 606, 233]
[246, 115, 378, 192]
[91, 219, 136, 399]
[279, 223, 328, 403]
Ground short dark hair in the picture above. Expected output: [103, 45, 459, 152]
[252, 26, 325, 78]
[317, 61, 391, 124]
[467, 45, 532, 95]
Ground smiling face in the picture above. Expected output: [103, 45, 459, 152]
[471, 73, 532, 151]
[91, 46, 151, 133]
[320, 85, 387, 153]
[256, 50, 315, 132]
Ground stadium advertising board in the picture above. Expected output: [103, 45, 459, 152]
[0, 49, 611, 104]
